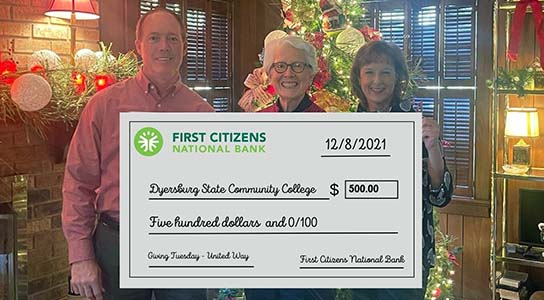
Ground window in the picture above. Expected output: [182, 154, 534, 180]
[140, 0, 233, 112]
[363, 0, 476, 198]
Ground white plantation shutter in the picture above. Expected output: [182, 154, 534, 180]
[186, 8, 207, 82]
[165, 2, 182, 15]
[440, 1, 475, 196]
[410, 5, 437, 81]
[444, 4, 474, 82]
[363, 0, 476, 197]
[209, 0, 231, 112]
[414, 96, 436, 118]
[140, 0, 233, 111]
[140, 0, 159, 15]
[442, 96, 472, 196]
[378, 6, 405, 50]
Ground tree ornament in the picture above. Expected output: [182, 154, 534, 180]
[313, 56, 331, 89]
[336, 27, 366, 56]
[29, 50, 62, 70]
[319, 0, 346, 32]
[10, 73, 52, 111]
[432, 287, 442, 298]
[313, 90, 350, 112]
[360, 25, 382, 41]
[75, 48, 98, 71]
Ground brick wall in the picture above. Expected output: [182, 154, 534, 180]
[0, 0, 100, 299]
[0, 0, 100, 69]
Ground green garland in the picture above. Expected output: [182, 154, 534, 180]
[486, 66, 536, 97]
[0, 43, 139, 138]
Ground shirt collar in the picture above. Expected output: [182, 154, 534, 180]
[276, 94, 313, 112]
[135, 69, 183, 97]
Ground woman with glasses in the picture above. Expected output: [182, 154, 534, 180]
[256, 35, 325, 113]
[243, 36, 334, 300]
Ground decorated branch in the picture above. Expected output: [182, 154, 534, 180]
[425, 211, 462, 300]
[0, 42, 138, 137]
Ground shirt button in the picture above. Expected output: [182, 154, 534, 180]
[156, 103, 162, 108]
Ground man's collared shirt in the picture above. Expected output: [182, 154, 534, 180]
[62, 70, 214, 264]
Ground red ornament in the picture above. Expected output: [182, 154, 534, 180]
[306, 32, 326, 50]
[30, 65, 45, 73]
[312, 56, 331, 90]
[432, 287, 441, 297]
[312, 70, 330, 90]
[283, 9, 294, 24]
[447, 250, 459, 265]
[0, 56, 17, 85]
[265, 84, 275, 95]
[360, 25, 382, 42]
[94, 74, 116, 91]
[72, 72, 87, 94]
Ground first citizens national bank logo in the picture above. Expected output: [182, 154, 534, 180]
[134, 127, 163, 156]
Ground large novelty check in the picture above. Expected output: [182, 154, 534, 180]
[120, 113, 421, 288]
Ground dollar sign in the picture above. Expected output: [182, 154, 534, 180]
[330, 183, 339, 197]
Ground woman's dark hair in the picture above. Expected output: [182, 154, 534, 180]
[350, 41, 409, 111]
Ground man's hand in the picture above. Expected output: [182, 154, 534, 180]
[70, 259, 104, 300]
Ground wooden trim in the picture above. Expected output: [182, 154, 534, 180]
[437, 197, 490, 217]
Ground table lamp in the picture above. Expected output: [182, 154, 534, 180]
[44, 0, 100, 64]
[505, 107, 540, 169]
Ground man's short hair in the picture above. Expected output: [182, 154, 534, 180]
[135, 8, 186, 41]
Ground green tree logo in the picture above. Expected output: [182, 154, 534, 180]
[134, 127, 163, 156]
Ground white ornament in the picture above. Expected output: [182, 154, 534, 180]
[28, 50, 62, 70]
[75, 48, 98, 70]
[95, 51, 116, 64]
[336, 27, 366, 56]
[264, 30, 288, 48]
[10, 74, 52, 112]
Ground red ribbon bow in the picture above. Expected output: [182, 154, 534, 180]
[508, 0, 544, 64]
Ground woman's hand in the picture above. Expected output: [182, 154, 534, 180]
[422, 117, 441, 151]
[238, 89, 256, 112]
[238, 86, 274, 112]
[422, 118, 445, 188]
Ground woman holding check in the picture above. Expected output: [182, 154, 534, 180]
[349, 40, 453, 300]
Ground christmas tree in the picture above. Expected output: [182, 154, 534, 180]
[245, 1, 463, 299]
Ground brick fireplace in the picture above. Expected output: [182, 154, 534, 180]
[0, 0, 99, 299]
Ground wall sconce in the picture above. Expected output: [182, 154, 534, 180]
[504, 107, 540, 172]
[44, 0, 100, 64]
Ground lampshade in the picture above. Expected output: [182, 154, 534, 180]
[505, 108, 540, 137]
[44, 0, 99, 20]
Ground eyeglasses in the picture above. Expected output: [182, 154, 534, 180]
[271, 62, 310, 74]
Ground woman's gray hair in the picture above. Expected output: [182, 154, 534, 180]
[263, 36, 318, 76]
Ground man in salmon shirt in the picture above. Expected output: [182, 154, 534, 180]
[62, 8, 214, 300]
